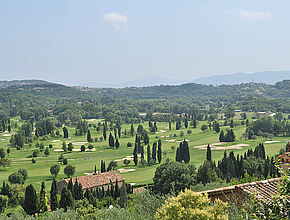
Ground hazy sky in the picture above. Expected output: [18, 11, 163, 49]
[0, 0, 289, 85]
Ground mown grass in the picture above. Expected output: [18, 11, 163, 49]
[0, 116, 288, 190]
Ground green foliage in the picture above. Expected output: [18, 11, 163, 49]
[64, 165, 75, 178]
[60, 187, 74, 212]
[0, 195, 8, 213]
[23, 184, 38, 215]
[153, 161, 196, 194]
[155, 189, 228, 220]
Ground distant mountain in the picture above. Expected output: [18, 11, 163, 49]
[82, 77, 184, 88]
[192, 71, 290, 85]
[0, 79, 49, 88]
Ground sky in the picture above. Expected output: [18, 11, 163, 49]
[0, 0, 290, 85]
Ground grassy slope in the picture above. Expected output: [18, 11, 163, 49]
[0, 116, 288, 191]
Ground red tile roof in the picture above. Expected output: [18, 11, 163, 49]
[57, 170, 125, 191]
[200, 178, 281, 201]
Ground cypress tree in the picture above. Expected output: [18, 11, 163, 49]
[192, 119, 197, 128]
[143, 132, 149, 145]
[206, 144, 212, 162]
[115, 139, 120, 149]
[109, 132, 114, 148]
[157, 139, 162, 163]
[23, 184, 38, 215]
[87, 130, 92, 142]
[175, 146, 182, 162]
[130, 124, 134, 137]
[133, 146, 138, 166]
[67, 178, 74, 198]
[184, 119, 188, 128]
[117, 124, 121, 138]
[39, 182, 47, 212]
[74, 178, 79, 200]
[147, 145, 151, 165]
[169, 121, 171, 130]
[215, 123, 220, 133]
[140, 145, 144, 161]
[152, 142, 157, 162]
[119, 183, 128, 208]
[114, 179, 120, 200]
[219, 130, 225, 142]
[183, 140, 190, 163]
[60, 187, 74, 211]
[103, 124, 107, 140]
[50, 179, 58, 211]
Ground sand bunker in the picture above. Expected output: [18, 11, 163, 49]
[264, 141, 281, 144]
[194, 143, 250, 150]
[2, 134, 12, 137]
[118, 168, 136, 173]
[166, 139, 176, 142]
[72, 142, 88, 145]
[52, 140, 61, 142]
[0, 138, 5, 141]
[54, 149, 64, 152]
[156, 130, 167, 134]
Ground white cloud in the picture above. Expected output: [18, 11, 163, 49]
[228, 10, 273, 22]
[102, 12, 128, 31]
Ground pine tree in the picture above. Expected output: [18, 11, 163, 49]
[87, 130, 92, 142]
[157, 139, 162, 163]
[23, 184, 38, 215]
[119, 183, 128, 208]
[147, 145, 151, 165]
[152, 142, 157, 162]
[50, 179, 58, 211]
[206, 144, 212, 162]
[39, 182, 47, 212]
[60, 187, 74, 211]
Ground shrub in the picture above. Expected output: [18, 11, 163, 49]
[156, 189, 228, 220]
[187, 130, 192, 134]
[81, 145, 86, 152]
[127, 142, 132, 147]
[32, 159, 36, 163]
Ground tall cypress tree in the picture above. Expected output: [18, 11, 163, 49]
[39, 181, 47, 212]
[103, 124, 107, 140]
[114, 179, 120, 200]
[152, 142, 157, 162]
[206, 144, 212, 162]
[140, 145, 144, 161]
[119, 183, 128, 208]
[157, 139, 162, 163]
[147, 145, 151, 164]
[67, 178, 74, 198]
[109, 132, 114, 148]
[175, 146, 182, 162]
[60, 187, 74, 211]
[130, 124, 134, 137]
[183, 140, 190, 163]
[169, 121, 171, 130]
[23, 184, 38, 215]
[115, 139, 120, 149]
[133, 146, 138, 166]
[219, 130, 225, 142]
[50, 179, 58, 211]
[87, 130, 92, 142]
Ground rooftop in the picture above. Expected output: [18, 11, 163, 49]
[57, 170, 125, 190]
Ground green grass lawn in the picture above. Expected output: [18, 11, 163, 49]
[0, 117, 288, 191]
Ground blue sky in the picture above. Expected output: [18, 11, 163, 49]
[0, 0, 289, 85]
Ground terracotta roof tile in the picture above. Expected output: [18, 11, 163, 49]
[57, 170, 125, 190]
